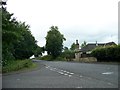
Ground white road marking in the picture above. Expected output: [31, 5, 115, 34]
[53, 68, 56, 70]
[68, 75, 72, 77]
[80, 75, 83, 78]
[17, 79, 20, 80]
[70, 73, 74, 75]
[66, 72, 70, 73]
[108, 82, 113, 85]
[52, 69, 55, 71]
[50, 69, 53, 70]
[64, 74, 68, 75]
[63, 71, 67, 72]
[102, 72, 113, 75]
[76, 86, 82, 88]
[59, 72, 64, 74]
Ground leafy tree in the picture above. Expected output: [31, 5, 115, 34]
[81, 41, 87, 48]
[63, 46, 69, 51]
[70, 43, 76, 50]
[13, 22, 37, 59]
[34, 45, 43, 57]
[2, 7, 20, 65]
[2, 7, 37, 65]
[45, 26, 66, 58]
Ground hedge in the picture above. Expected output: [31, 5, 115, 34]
[91, 45, 120, 62]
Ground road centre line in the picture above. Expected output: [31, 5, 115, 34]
[64, 74, 68, 75]
[46, 66, 75, 77]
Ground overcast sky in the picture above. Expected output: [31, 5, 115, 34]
[7, 0, 119, 48]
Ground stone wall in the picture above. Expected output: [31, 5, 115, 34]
[78, 57, 97, 62]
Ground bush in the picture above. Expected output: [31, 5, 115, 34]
[91, 45, 120, 62]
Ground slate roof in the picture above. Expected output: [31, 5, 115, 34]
[80, 42, 116, 53]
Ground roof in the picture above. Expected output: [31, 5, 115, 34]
[80, 42, 116, 52]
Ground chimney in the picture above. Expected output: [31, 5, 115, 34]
[76, 40, 78, 44]
[76, 40, 79, 49]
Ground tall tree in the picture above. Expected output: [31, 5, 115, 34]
[45, 26, 66, 58]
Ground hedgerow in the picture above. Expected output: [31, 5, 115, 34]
[91, 45, 120, 62]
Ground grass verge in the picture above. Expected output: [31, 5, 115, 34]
[2, 59, 37, 73]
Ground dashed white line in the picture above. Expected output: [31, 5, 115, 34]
[80, 75, 83, 78]
[53, 68, 56, 69]
[68, 75, 72, 77]
[63, 71, 67, 72]
[17, 79, 20, 80]
[70, 73, 74, 75]
[102, 72, 113, 75]
[76, 86, 82, 88]
[64, 74, 68, 75]
[108, 82, 113, 85]
[50, 69, 53, 70]
[66, 72, 70, 73]
[59, 72, 64, 74]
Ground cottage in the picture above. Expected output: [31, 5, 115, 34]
[74, 40, 116, 61]
[81, 41, 116, 55]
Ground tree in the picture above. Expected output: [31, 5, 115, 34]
[81, 41, 87, 48]
[45, 26, 66, 58]
[63, 46, 69, 52]
[2, 7, 37, 65]
[34, 46, 43, 57]
[70, 43, 76, 50]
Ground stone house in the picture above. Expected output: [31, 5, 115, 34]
[74, 40, 116, 61]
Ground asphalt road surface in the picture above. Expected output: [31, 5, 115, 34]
[3, 60, 118, 88]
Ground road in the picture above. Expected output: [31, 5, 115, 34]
[3, 60, 118, 88]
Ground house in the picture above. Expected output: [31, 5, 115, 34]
[74, 40, 116, 61]
[80, 41, 116, 55]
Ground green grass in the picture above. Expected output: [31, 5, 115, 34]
[2, 59, 37, 73]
